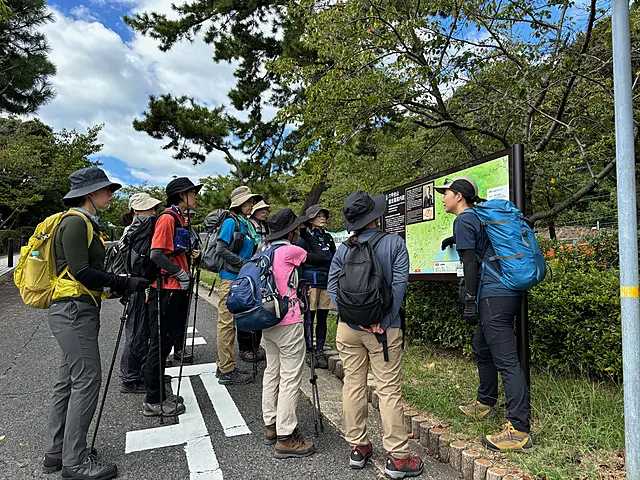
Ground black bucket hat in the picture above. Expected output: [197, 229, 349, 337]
[166, 177, 203, 198]
[63, 167, 122, 204]
[264, 209, 309, 242]
[343, 190, 386, 232]
[305, 204, 330, 221]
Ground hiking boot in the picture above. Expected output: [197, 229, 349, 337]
[163, 392, 184, 404]
[218, 368, 252, 385]
[384, 454, 424, 479]
[61, 454, 117, 480]
[173, 348, 194, 364]
[305, 350, 314, 367]
[349, 443, 373, 469]
[315, 349, 329, 369]
[264, 424, 277, 445]
[143, 399, 186, 417]
[482, 422, 534, 452]
[120, 381, 146, 394]
[274, 430, 315, 459]
[458, 399, 492, 420]
[239, 348, 265, 363]
[216, 366, 250, 378]
[42, 454, 62, 474]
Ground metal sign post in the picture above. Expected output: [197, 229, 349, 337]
[612, 1, 640, 478]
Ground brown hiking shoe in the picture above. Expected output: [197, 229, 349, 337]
[274, 430, 315, 459]
[458, 398, 492, 419]
[482, 421, 534, 452]
[264, 424, 277, 445]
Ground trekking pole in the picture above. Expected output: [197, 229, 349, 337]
[90, 296, 129, 454]
[174, 275, 195, 423]
[303, 287, 323, 436]
[157, 275, 164, 426]
[251, 330, 258, 381]
[189, 265, 202, 355]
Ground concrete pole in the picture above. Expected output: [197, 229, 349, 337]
[612, 1, 640, 478]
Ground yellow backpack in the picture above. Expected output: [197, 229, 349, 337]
[14, 210, 100, 309]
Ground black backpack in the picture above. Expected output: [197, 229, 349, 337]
[336, 232, 393, 326]
[202, 209, 247, 273]
[121, 211, 181, 280]
[104, 241, 127, 276]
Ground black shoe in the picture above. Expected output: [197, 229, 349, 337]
[120, 381, 146, 394]
[61, 455, 117, 479]
[315, 349, 329, 369]
[173, 349, 194, 364]
[43, 454, 62, 474]
[164, 375, 172, 384]
[349, 443, 373, 469]
[218, 368, 252, 385]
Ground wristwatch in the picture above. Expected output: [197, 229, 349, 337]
[464, 292, 477, 302]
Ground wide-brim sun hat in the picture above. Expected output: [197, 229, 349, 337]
[166, 177, 203, 197]
[305, 204, 330, 220]
[63, 167, 122, 204]
[264, 209, 309, 242]
[342, 190, 387, 232]
[129, 192, 162, 211]
[230, 185, 262, 208]
[251, 200, 270, 216]
[434, 177, 483, 202]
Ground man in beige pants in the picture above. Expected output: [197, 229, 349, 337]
[328, 191, 424, 479]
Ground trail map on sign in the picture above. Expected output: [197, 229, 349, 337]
[384, 155, 510, 275]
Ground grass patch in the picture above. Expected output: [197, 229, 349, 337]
[198, 270, 218, 287]
[402, 346, 625, 479]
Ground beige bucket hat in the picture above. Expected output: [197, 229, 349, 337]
[128, 192, 162, 211]
[230, 186, 262, 208]
[251, 200, 270, 215]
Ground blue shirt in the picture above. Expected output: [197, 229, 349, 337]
[453, 211, 520, 300]
[218, 217, 255, 280]
[328, 228, 409, 331]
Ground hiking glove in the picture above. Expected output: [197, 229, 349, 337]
[172, 269, 191, 290]
[441, 236, 455, 250]
[463, 295, 477, 325]
[127, 277, 150, 294]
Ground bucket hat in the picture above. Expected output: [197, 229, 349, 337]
[305, 204, 330, 221]
[264, 209, 308, 242]
[342, 190, 386, 232]
[128, 192, 162, 211]
[166, 177, 203, 198]
[63, 167, 122, 204]
[230, 186, 262, 208]
[434, 177, 483, 202]
[251, 200, 270, 216]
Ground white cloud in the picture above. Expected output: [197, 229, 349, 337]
[69, 5, 98, 22]
[37, 3, 241, 186]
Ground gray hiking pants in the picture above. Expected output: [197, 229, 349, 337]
[46, 299, 102, 467]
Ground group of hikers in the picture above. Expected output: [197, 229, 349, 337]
[29, 166, 534, 480]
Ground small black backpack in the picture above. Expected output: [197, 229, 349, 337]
[336, 232, 393, 326]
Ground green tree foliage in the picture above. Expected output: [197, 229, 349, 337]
[275, 0, 633, 225]
[100, 183, 167, 228]
[0, 0, 56, 115]
[0, 119, 102, 228]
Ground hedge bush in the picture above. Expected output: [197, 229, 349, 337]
[406, 232, 624, 380]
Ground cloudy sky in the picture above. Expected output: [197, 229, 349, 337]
[39, 0, 241, 187]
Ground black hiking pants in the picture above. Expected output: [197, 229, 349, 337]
[119, 291, 149, 384]
[473, 295, 530, 433]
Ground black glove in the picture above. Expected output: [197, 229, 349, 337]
[127, 276, 150, 294]
[463, 294, 477, 325]
[441, 236, 455, 250]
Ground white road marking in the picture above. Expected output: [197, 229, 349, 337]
[200, 373, 252, 437]
[186, 327, 200, 335]
[170, 336, 207, 355]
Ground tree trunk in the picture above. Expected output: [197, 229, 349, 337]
[300, 180, 327, 216]
[549, 221, 556, 240]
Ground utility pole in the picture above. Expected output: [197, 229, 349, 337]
[611, 1, 640, 478]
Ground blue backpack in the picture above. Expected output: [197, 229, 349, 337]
[226, 246, 293, 332]
[471, 199, 547, 291]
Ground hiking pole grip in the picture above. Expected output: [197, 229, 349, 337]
[91, 300, 128, 453]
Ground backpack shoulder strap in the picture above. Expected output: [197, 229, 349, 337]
[158, 209, 183, 230]
[366, 232, 388, 251]
[62, 210, 94, 248]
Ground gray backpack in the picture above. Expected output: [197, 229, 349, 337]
[202, 210, 247, 273]
[336, 232, 393, 326]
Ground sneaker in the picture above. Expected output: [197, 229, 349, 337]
[173, 349, 194, 364]
[264, 424, 277, 445]
[315, 349, 329, 369]
[42, 454, 62, 474]
[120, 381, 146, 394]
[61, 454, 117, 480]
[274, 430, 315, 459]
[305, 350, 314, 367]
[384, 454, 424, 479]
[163, 392, 184, 404]
[216, 366, 250, 378]
[349, 443, 373, 469]
[482, 422, 534, 452]
[143, 399, 186, 417]
[239, 349, 265, 363]
[218, 368, 252, 385]
[458, 399, 492, 420]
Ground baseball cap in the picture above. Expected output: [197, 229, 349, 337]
[434, 176, 483, 202]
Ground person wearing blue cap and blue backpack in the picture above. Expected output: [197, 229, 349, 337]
[437, 176, 546, 453]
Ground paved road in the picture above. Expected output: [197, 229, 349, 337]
[0, 277, 457, 480]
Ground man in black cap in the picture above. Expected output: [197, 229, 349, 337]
[259, 209, 329, 459]
[437, 177, 532, 452]
[143, 177, 202, 417]
[327, 191, 423, 478]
